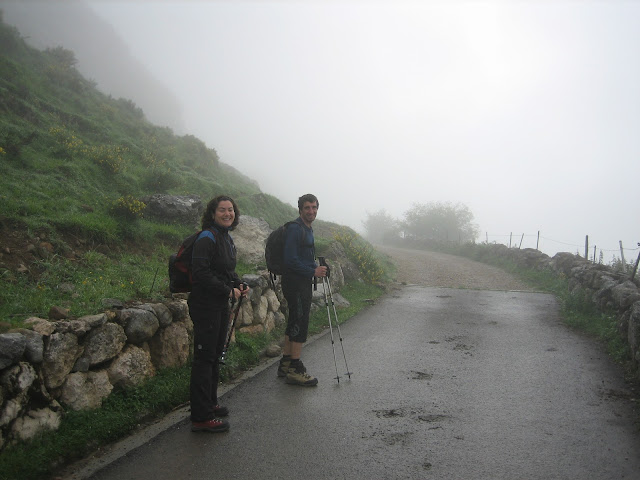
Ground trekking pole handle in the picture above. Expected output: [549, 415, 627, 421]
[317, 256, 330, 278]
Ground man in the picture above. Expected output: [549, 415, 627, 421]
[278, 193, 327, 386]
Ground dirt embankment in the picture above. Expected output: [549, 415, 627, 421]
[376, 245, 536, 291]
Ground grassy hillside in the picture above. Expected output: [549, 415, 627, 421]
[0, 15, 390, 478]
[0, 13, 343, 329]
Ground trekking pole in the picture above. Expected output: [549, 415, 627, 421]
[149, 265, 159, 295]
[318, 257, 352, 381]
[319, 268, 341, 383]
[219, 293, 244, 365]
[324, 273, 352, 380]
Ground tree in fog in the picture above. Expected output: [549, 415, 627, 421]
[362, 209, 400, 244]
[403, 202, 478, 243]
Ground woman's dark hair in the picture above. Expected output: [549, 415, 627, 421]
[297, 193, 319, 212]
[201, 195, 240, 230]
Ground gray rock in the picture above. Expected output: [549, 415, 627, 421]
[265, 343, 282, 357]
[0, 362, 37, 396]
[15, 329, 44, 364]
[48, 305, 69, 320]
[236, 301, 253, 327]
[263, 289, 280, 313]
[0, 333, 26, 369]
[72, 357, 91, 373]
[108, 345, 156, 389]
[118, 308, 160, 344]
[23, 317, 55, 336]
[233, 215, 272, 265]
[166, 300, 189, 322]
[81, 323, 127, 366]
[628, 302, 640, 360]
[253, 296, 268, 325]
[248, 286, 263, 307]
[10, 403, 62, 442]
[242, 273, 269, 289]
[102, 298, 125, 309]
[612, 281, 640, 310]
[56, 314, 107, 336]
[150, 303, 173, 328]
[42, 332, 84, 389]
[140, 194, 203, 225]
[149, 322, 190, 369]
[60, 371, 113, 411]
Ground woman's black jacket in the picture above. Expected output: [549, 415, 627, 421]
[189, 224, 241, 307]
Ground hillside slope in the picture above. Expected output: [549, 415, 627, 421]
[0, 0, 186, 133]
[0, 14, 346, 327]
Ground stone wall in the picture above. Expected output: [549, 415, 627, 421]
[468, 244, 640, 373]
[0, 208, 360, 452]
[0, 261, 353, 452]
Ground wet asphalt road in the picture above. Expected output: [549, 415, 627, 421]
[84, 285, 640, 480]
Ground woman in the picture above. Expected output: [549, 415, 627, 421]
[189, 195, 248, 433]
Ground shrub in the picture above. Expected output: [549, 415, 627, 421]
[333, 228, 384, 284]
[83, 144, 129, 174]
[111, 195, 145, 221]
[49, 124, 82, 159]
[143, 167, 182, 192]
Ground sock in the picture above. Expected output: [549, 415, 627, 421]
[280, 355, 291, 363]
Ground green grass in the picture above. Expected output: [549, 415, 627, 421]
[0, 248, 170, 326]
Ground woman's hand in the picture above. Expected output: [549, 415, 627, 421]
[230, 284, 250, 300]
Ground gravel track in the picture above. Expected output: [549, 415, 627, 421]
[376, 245, 536, 291]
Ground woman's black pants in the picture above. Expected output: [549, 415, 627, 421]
[188, 301, 229, 422]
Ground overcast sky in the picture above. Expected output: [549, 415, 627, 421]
[10, 0, 640, 260]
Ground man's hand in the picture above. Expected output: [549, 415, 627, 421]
[314, 265, 328, 277]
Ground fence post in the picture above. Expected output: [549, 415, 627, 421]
[536, 231, 540, 251]
[519, 233, 524, 249]
[584, 235, 589, 259]
[509, 232, 512, 248]
[593, 245, 596, 264]
[632, 243, 640, 281]
[619, 241, 627, 272]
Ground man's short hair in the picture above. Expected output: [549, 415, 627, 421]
[298, 194, 319, 212]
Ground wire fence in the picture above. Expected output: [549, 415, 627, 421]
[483, 231, 640, 267]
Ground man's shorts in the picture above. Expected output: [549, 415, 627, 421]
[281, 275, 312, 343]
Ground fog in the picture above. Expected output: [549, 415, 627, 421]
[3, 1, 639, 262]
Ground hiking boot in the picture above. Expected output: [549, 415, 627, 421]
[285, 361, 318, 386]
[191, 418, 230, 433]
[277, 358, 291, 378]
[213, 404, 229, 417]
